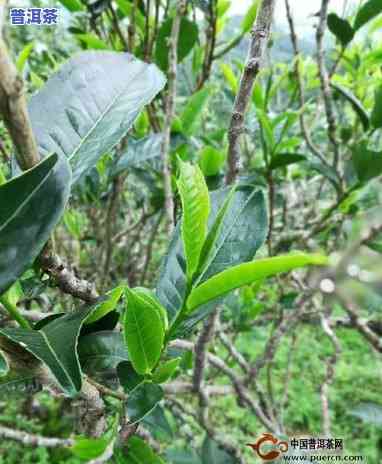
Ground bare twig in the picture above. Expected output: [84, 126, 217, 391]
[160, 0, 186, 233]
[319, 308, 341, 436]
[0, 25, 40, 169]
[284, 0, 332, 169]
[196, 0, 217, 90]
[226, 0, 275, 184]
[0, 425, 73, 448]
[316, 0, 340, 170]
[39, 251, 99, 303]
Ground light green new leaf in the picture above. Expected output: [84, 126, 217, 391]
[72, 437, 110, 460]
[85, 285, 124, 325]
[153, 357, 181, 384]
[217, 0, 231, 18]
[0, 305, 97, 396]
[126, 383, 164, 425]
[123, 288, 165, 375]
[198, 146, 226, 177]
[16, 43, 34, 72]
[180, 87, 211, 136]
[371, 85, 382, 129]
[27, 52, 166, 184]
[241, 0, 260, 33]
[354, 0, 382, 31]
[177, 161, 210, 282]
[0, 153, 71, 295]
[132, 287, 168, 332]
[71, 419, 117, 460]
[115, 0, 145, 31]
[187, 253, 328, 311]
[220, 63, 238, 94]
[75, 34, 110, 50]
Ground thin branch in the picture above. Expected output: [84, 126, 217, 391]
[226, 0, 276, 184]
[319, 308, 341, 436]
[160, 0, 186, 233]
[284, 0, 332, 169]
[0, 27, 40, 169]
[316, 0, 340, 170]
[0, 425, 73, 448]
[39, 250, 99, 303]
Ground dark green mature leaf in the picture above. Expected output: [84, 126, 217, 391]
[371, 85, 382, 129]
[366, 231, 382, 254]
[0, 154, 71, 295]
[166, 448, 202, 464]
[195, 187, 267, 285]
[187, 253, 328, 311]
[269, 153, 307, 170]
[0, 306, 95, 396]
[327, 13, 354, 47]
[27, 52, 166, 183]
[177, 161, 210, 282]
[126, 383, 164, 424]
[156, 224, 187, 322]
[354, 0, 382, 31]
[308, 161, 340, 190]
[201, 436, 237, 464]
[0, 370, 38, 394]
[156, 186, 267, 322]
[0, 350, 8, 376]
[117, 361, 144, 392]
[352, 142, 382, 182]
[112, 134, 163, 177]
[123, 436, 165, 463]
[78, 331, 129, 374]
[155, 18, 198, 71]
[331, 83, 370, 131]
[143, 405, 173, 438]
[124, 288, 165, 375]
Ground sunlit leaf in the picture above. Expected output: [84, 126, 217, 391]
[123, 288, 165, 375]
[177, 161, 210, 282]
[187, 253, 328, 311]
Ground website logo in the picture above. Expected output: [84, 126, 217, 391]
[247, 433, 289, 461]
